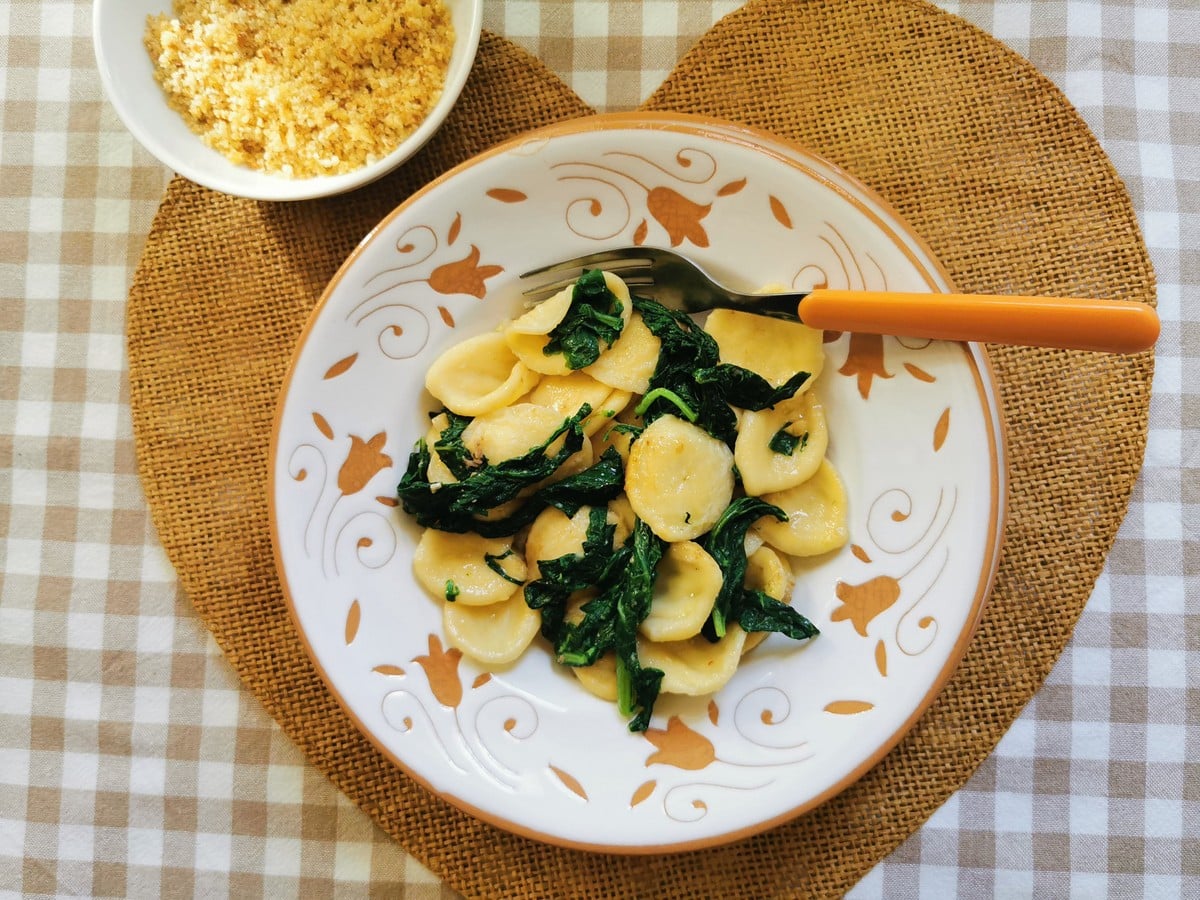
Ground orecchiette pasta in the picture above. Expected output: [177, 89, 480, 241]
[753, 458, 849, 557]
[734, 389, 829, 495]
[704, 308, 825, 388]
[412, 529, 525, 606]
[637, 625, 749, 695]
[424, 331, 539, 416]
[639, 541, 724, 642]
[625, 414, 735, 542]
[398, 269, 848, 731]
[442, 587, 542, 664]
[504, 270, 633, 375]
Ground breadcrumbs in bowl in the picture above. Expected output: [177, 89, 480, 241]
[144, 0, 455, 179]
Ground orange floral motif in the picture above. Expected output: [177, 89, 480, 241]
[549, 765, 589, 800]
[344, 599, 361, 644]
[427, 245, 503, 299]
[643, 716, 716, 770]
[824, 700, 874, 715]
[933, 408, 951, 451]
[838, 332, 893, 399]
[646, 186, 711, 248]
[324, 353, 358, 380]
[414, 634, 463, 709]
[831, 576, 902, 637]
[337, 432, 391, 495]
[630, 780, 656, 807]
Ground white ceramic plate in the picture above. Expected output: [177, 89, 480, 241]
[270, 113, 1007, 852]
[93, 0, 482, 201]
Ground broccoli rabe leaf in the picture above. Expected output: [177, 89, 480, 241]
[397, 405, 623, 537]
[544, 269, 626, 369]
[701, 496, 787, 638]
[632, 297, 810, 448]
[768, 425, 808, 457]
[544, 518, 665, 732]
[736, 589, 819, 641]
[430, 409, 476, 480]
[695, 364, 811, 411]
[524, 506, 629, 646]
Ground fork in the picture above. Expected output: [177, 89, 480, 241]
[520, 247, 1159, 354]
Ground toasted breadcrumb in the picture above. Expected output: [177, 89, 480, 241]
[144, 0, 454, 178]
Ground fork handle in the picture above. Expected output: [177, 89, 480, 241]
[798, 290, 1159, 354]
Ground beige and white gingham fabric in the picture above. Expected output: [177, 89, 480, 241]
[1, 0, 1195, 896]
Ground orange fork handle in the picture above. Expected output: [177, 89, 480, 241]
[799, 290, 1160, 354]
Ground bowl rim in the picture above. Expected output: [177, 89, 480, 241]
[92, 0, 484, 202]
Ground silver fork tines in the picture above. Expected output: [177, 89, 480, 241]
[518, 246, 806, 321]
[520, 250, 657, 301]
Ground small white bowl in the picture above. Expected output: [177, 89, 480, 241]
[93, 0, 483, 201]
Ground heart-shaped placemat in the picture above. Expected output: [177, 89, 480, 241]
[127, 2, 1154, 897]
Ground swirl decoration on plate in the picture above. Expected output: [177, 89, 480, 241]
[347, 216, 504, 330]
[286, 442, 328, 559]
[287, 413, 399, 578]
[374, 636, 576, 793]
[731, 686, 813, 753]
[332, 509, 397, 576]
[833, 479, 959, 668]
[550, 145, 744, 247]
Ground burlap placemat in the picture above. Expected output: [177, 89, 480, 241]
[127, 2, 1155, 897]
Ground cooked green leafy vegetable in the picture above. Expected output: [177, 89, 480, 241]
[541, 517, 665, 732]
[694, 364, 811, 411]
[544, 269, 626, 369]
[524, 506, 628, 646]
[632, 296, 811, 448]
[396, 405, 624, 537]
[737, 589, 819, 641]
[702, 496, 786, 638]
[484, 549, 524, 586]
[768, 424, 809, 456]
[430, 409, 476, 480]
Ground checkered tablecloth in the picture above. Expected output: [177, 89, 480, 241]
[1, 1, 1195, 896]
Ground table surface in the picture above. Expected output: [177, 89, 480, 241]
[1, 1, 1196, 896]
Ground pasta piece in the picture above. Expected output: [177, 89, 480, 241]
[754, 458, 850, 557]
[527, 371, 632, 437]
[734, 389, 829, 495]
[745, 545, 795, 600]
[571, 651, 618, 701]
[589, 406, 639, 465]
[524, 506, 592, 579]
[625, 414, 735, 542]
[505, 330, 574, 376]
[704, 308, 825, 388]
[424, 331, 539, 416]
[412, 530, 526, 607]
[606, 494, 636, 544]
[504, 271, 633, 376]
[525, 504, 630, 579]
[461, 402, 594, 490]
[742, 546, 796, 653]
[639, 541, 722, 642]
[462, 402, 573, 463]
[583, 311, 661, 394]
[637, 626, 749, 695]
[422, 413, 459, 485]
[443, 587, 541, 665]
[506, 284, 573, 335]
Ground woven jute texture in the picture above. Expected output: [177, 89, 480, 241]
[127, 3, 1155, 898]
